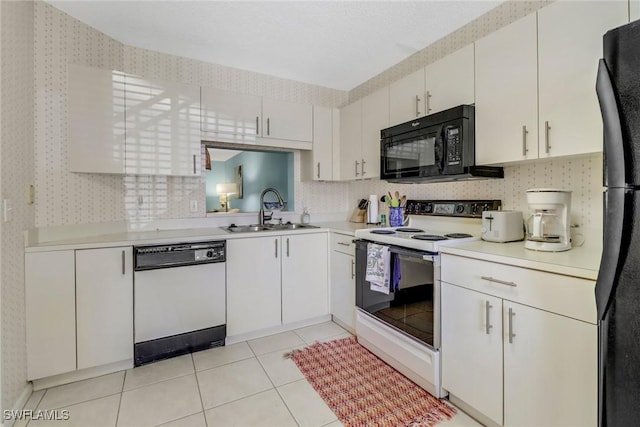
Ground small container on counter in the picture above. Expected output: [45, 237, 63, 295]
[301, 207, 311, 224]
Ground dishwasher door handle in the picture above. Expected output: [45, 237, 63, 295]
[275, 239, 278, 258]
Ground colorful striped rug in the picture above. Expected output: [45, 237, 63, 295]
[287, 336, 456, 427]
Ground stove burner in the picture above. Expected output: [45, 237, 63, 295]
[445, 233, 473, 239]
[411, 234, 448, 241]
[371, 230, 396, 235]
[394, 227, 425, 233]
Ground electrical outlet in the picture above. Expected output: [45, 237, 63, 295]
[190, 200, 198, 213]
[26, 185, 35, 205]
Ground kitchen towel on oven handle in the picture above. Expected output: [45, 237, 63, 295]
[366, 243, 398, 294]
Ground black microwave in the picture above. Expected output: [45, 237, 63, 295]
[380, 105, 503, 183]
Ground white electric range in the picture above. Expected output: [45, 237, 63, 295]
[353, 199, 501, 398]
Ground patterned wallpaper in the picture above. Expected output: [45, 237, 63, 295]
[2, 0, 35, 413]
[34, 1, 349, 229]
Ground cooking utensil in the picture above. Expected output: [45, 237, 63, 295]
[400, 195, 406, 207]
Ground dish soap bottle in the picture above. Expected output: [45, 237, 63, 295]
[301, 207, 311, 224]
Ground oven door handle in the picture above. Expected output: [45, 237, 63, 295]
[389, 248, 437, 262]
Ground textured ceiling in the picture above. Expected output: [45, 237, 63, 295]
[47, 1, 504, 90]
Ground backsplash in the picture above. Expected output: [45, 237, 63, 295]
[349, 154, 604, 245]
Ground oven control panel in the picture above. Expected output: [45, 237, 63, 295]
[405, 200, 501, 218]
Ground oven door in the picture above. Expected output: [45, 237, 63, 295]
[380, 124, 444, 180]
[355, 240, 440, 350]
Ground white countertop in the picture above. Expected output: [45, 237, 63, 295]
[25, 221, 371, 252]
[440, 240, 602, 281]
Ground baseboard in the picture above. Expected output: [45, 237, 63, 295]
[31, 359, 132, 391]
[448, 393, 501, 427]
[225, 315, 331, 345]
[330, 316, 355, 335]
[2, 383, 34, 426]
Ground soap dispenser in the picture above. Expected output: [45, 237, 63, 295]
[301, 207, 311, 224]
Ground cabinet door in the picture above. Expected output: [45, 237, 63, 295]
[125, 76, 201, 176]
[441, 283, 503, 425]
[282, 233, 329, 324]
[425, 44, 475, 115]
[632, 1, 639, 21]
[26, 251, 76, 380]
[339, 100, 362, 180]
[503, 301, 597, 427]
[312, 106, 334, 180]
[200, 87, 261, 138]
[227, 237, 282, 336]
[475, 14, 538, 164]
[68, 65, 126, 174]
[361, 87, 388, 179]
[76, 247, 133, 370]
[389, 68, 426, 125]
[330, 250, 355, 331]
[262, 98, 313, 142]
[538, 1, 628, 159]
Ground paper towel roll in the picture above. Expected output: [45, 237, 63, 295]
[368, 194, 379, 223]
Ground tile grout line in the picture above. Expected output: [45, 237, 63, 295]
[191, 354, 209, 427]
[273, 382, 302, 427]
[115, 370, 127, 427]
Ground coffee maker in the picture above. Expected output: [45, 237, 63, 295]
[525, 189, 571, 252]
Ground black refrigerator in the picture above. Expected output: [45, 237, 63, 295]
[596, 19, 640, 426]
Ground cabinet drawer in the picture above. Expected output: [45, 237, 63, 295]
[331, 233, 355, 256]
[441, 254, 596, 324]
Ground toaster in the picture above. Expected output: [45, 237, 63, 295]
[481, 210, 524, 243]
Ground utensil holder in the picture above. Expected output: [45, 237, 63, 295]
[389, 207, 404, 227]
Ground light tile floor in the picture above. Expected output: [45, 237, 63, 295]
[17, 321, 481, 427]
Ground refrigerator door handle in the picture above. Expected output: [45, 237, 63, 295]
[595, 188, 627, 321]
[596, 59, 626, 189]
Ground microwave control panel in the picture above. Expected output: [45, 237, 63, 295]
[405, 200, 502, 218]
[445, 127, 462, 166]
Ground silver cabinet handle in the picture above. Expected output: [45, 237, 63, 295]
[485, 301, 493, 335]
[286, 238, 290, 257]
[355, 160, 360, 177]
[256, 116, 259, 135]
[193, 154, 197, 174]
[426, 91, 432, 113]
[415, 94, 421, 117]
[351, 259, 355, 279]
[522, 125, 528, 156]
[267, 117, 270, 136]
[122, 250, 126, 275]
[508, 307, 516, 343]
[337, 242, 350, 247]
[317, 162, 320, 179]
[545, 121, 551, 153]
[275, 239, 278, 258]
[481, 276, 517, 287]
[361, 158, 366, 176]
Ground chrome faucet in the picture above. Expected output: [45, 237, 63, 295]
[259, 187, 286, 225]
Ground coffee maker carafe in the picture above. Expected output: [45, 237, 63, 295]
[525, 189, 571, 252]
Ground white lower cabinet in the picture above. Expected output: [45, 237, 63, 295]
[26, 251, 76, 380]
[441, 283, 503, 425]
[26, 246, 134, 380]
[76, 247, 133, 370]
[226, 236, 282, 336]
[227, 232, 329, 337]
[282, 233, 328, 324]
[329, 233, 356, 331]
[441, 254, 597, 426]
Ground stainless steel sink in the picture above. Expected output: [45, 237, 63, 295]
[221, 223, 319, 233]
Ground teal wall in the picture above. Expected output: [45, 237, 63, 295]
[205, 150, 294, 212]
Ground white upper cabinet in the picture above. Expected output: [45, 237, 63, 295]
[632, 1, 639, 21]
[339, 99, 363, 180]
[68, 65, 126, 174]
[537, 1, 628, 159]
[425, 44, 475, 115]
[475, 14, 539, 165]
[200, 87, 261, 140]
[339, 86, 388, 180]
[389, 68, 425, 126]
[125, 75, 202, 176]
[261, 98, 313, 143]
[303, 106, 338, 181]
[361, 86, 389, 179]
